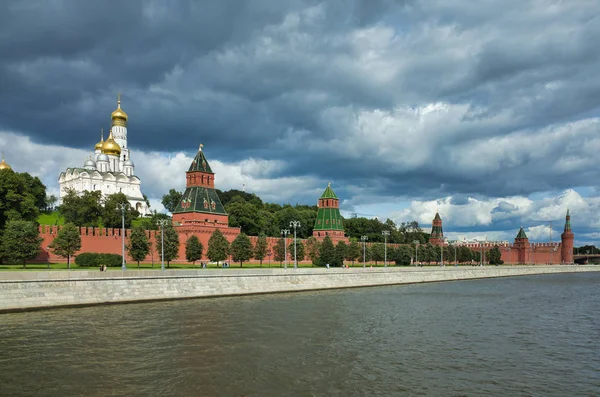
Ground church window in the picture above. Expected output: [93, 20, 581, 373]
[119, 188, 122, 193]
[326, 220, 329, 224]
[318, 220, 321, 224]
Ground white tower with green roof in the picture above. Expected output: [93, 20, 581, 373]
[313, 183, 345, 240]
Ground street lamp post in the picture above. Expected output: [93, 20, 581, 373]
[281, 229, 290, 269]
[480, 243, 483, 266]
[117, 203, 129, 271]
[156, 219, 169, 271]
[289, 221, 301, 269]
[361, 236, 368, 268]
[267, 250, 272, 267]
[454, 244, 457, 267]
[413, 240, 419, 266]
[382, 231, 390, 267]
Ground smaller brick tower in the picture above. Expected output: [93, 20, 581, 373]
[514, 227, 530, 263]
[313, 183, 345, 241]
[561, 209, 574, 264]
[429, 212, 444, 246]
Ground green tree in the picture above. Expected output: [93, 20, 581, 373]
[161, 189, 183, 213]
[273, 237, 286, 266]
[489, 245, 503, 265]
[156, 225, 180, 267]
[226, 198, 268, 236]
[253, 234, 268, 266]
[185, 235, 203, 266]
[334, 241, 348, 267]
[59, 189, 103, 227]
[102, 193, 139, 228]
[0, 170, 41, 229]
[393, 245, 413, 266]
[304, 237, 321, 266]
[134, 211, 170, 230]
[363, 245, 372, 264]
[49, 223, 81, 269]
[19, 173, 47, 211]
[472, 250, 481, 263]
[46, 194, 58, 211]
[231, 233, 253, 267]
[458, 246, 472, 264]
[128, 226, 151, 267]
[207, 229, 230, 265]
[0, 220, 42, 268]
[287, 239, 305, 265]
[371, 243, 385, 265]
[346, 239, 361, 266]
[318, 236, 335, 267]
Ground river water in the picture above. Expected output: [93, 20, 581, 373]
[1, 273, 599, 396]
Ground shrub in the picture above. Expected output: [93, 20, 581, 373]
[75, 252, 123, 267]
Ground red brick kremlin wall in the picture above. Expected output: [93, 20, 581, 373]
[458, 241, 565, 265]
[34, 225, 569, 265]
[34, 225, 382, 264]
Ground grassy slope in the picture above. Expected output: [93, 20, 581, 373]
[37, 211, 65, 226]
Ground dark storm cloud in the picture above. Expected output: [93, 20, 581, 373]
[2, 0, 600, 202]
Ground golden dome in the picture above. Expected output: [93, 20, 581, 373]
[0, 153, 11, 170]
[102, 130, 121, 156]
[94, 129, 104, 151]
[111, 93, 128, 127]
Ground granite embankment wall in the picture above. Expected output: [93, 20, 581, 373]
[1, 265, 598, 312]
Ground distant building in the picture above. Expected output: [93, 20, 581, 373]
[430, 211, 574, 264]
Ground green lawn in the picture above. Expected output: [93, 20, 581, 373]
[37, 211, 65, 226]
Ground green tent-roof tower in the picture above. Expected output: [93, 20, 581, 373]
[172, 144, 229, 227]
[313, 183, 345, 241]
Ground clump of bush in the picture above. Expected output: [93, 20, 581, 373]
[75, 253, 123, 267]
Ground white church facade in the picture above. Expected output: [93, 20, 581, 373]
[58, 95, 150, 215]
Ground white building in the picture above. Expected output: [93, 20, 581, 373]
[58, 95, 149, 215]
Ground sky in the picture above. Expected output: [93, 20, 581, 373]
[1, 0, 599, 245]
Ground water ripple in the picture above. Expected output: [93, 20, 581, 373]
[0, 273, 599, 396]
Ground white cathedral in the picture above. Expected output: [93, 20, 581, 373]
[58, 95, 150, 215]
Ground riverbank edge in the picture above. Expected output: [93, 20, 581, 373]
[1, 265, 598, 313]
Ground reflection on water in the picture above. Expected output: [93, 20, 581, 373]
[1, 273, 599, 396]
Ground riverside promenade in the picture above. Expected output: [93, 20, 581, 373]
[1, 265, 598, 312]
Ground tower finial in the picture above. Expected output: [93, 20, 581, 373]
[328, 181, 331, 187]
[199, 143, 203, 151]
[101, 128, 104, 141]
[117, 93, 121, 108]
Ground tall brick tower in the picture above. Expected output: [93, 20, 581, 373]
[514, 227, 530, 263]
[313, 183, 345, 241]
[561, 209, 574, 264]
[172, 144, 229, 227]
[429, 212, 444, 246]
